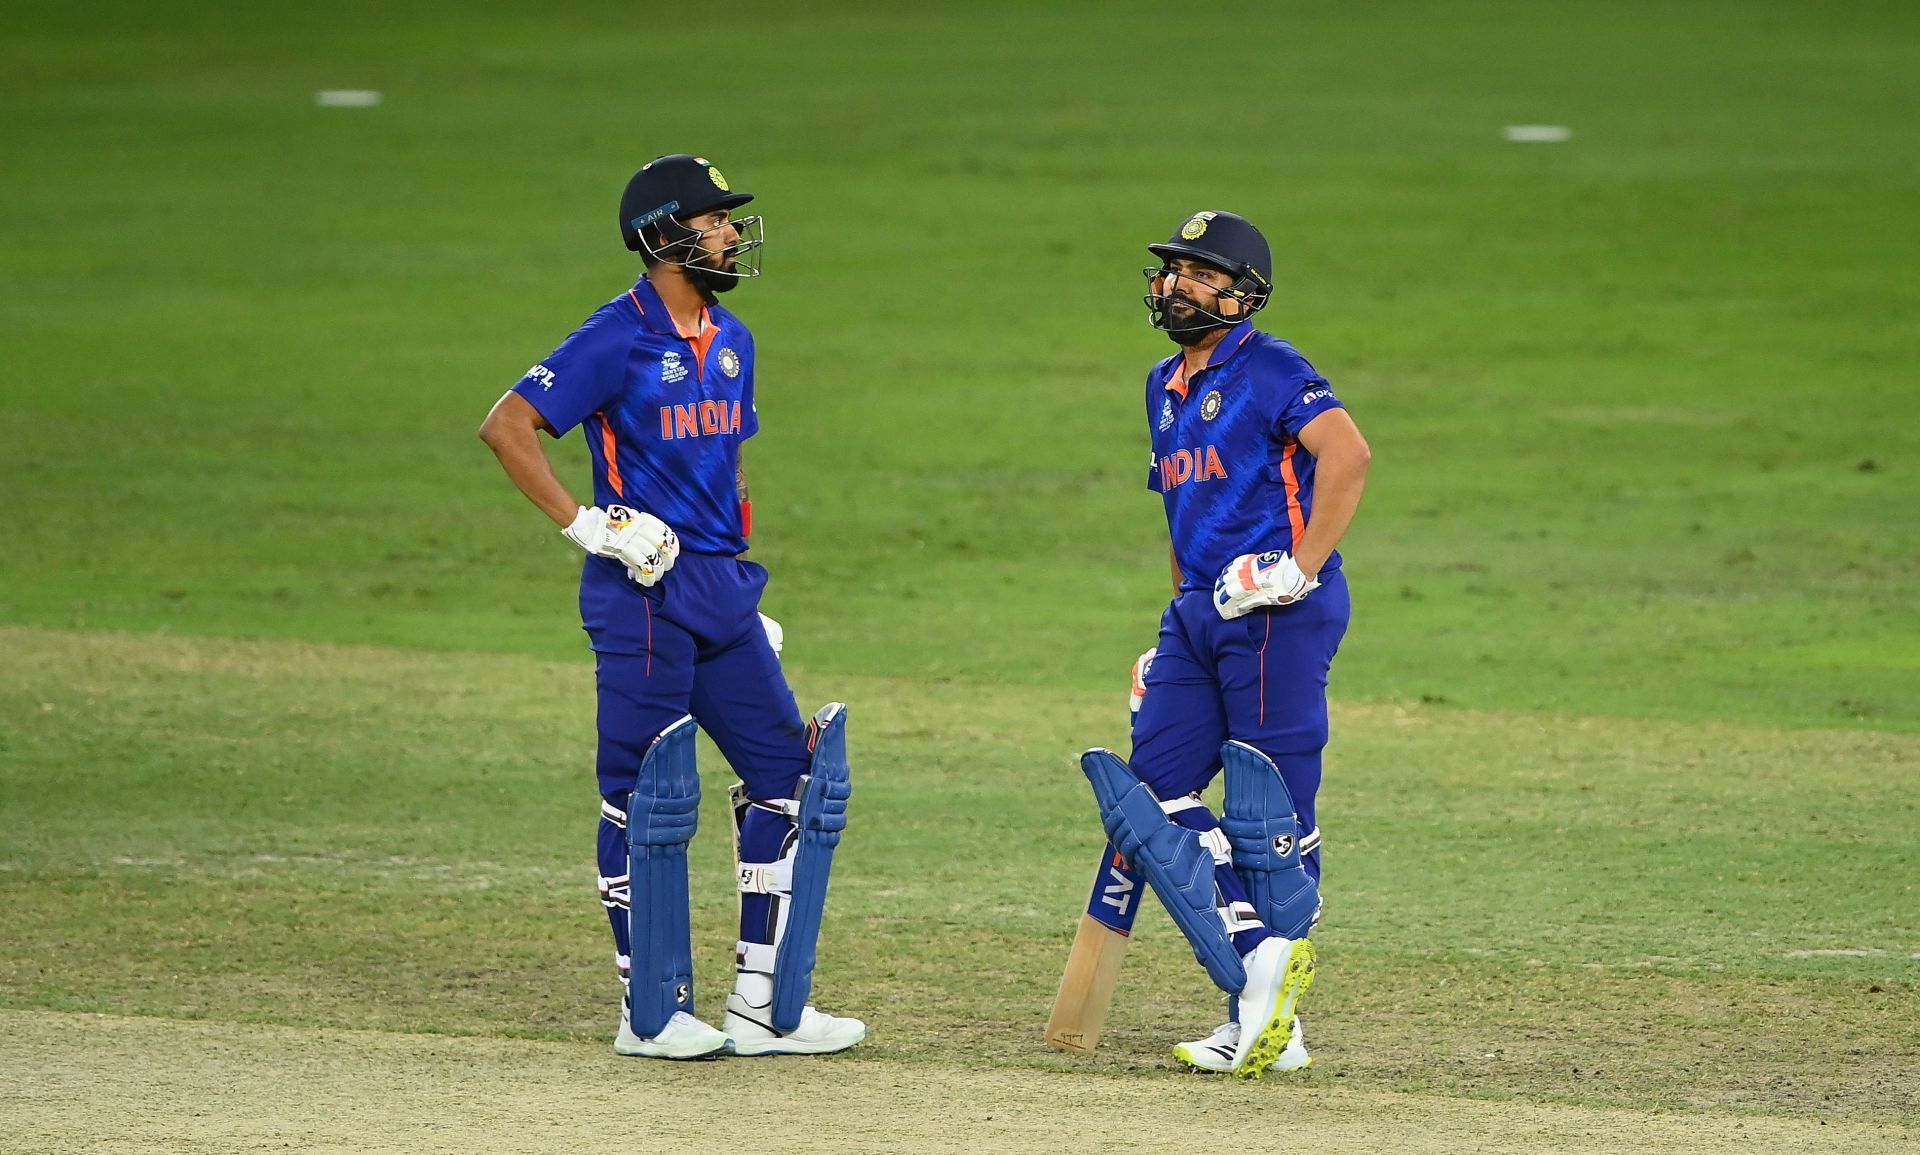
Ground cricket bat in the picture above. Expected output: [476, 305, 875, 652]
[1043, 843, 1146, 1052]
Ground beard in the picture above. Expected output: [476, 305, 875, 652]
[685, 251, 739, 301]
[1162, 296, 1227, 346]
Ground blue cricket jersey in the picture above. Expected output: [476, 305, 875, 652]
[514, 275, 758, 553]
[512, 275, 759, 650]
[1146, 320, 1346, 592]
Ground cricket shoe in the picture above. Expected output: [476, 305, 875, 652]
[1231, 936, 1316, 1080]
[723, 992, 867, 1056]
[614, 1008, 733, 1060]
[1174, 1017, 1310, 1075]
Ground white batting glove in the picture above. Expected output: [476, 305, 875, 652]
[759, 612, 784, 656]
[562, 505, 680, 587]
[1129, 648, 1157, 715]
[1213, 551, 1318, 620]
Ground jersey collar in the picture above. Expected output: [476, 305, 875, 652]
[1164, 320, 1257, 399]
[627, 275, 711, 340]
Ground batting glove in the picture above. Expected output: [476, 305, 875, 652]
[1129, 648, 1156, 715]
[759, 612, 784, 656]
[563, 505, 680, 587]
[1213, 551, 1318, 620]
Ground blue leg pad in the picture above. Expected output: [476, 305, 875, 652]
[770, 703, 852, 1033]
[626, 715, 700, 1037]
[1081, 749, 1248, 994]
[1219, 741, 1320, 940]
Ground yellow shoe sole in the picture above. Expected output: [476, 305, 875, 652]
[1234, 938, 1316, 1081]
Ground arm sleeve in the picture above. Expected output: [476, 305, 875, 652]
[510, 312, 631, 438]
[1275, 377, 1345, 440]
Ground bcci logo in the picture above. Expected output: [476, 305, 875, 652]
[1200, 390, 1223, 421]
[718, 347, 742, 378]
[696, 157, 730, 191]
[1180, 211, 1217, 240]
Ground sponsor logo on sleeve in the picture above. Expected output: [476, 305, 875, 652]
[524, 364, 556, 390]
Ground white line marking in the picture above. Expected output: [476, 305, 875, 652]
[1504, 124, 1571, 143]
[315, 90, 383, 108]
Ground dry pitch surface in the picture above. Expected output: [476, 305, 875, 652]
[6, 1010, 1912, 1154]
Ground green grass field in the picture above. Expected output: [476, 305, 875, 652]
[2, 2, 1916, 1150]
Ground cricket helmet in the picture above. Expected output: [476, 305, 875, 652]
[1143, 210, 1273, 335]
[619, 154, 764, 283]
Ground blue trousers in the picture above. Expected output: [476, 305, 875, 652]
[1129, 570, 1350, 881]
[586, 553, 811, 988]
[585, 553, 810, 804]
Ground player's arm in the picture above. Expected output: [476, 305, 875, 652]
[1290, 408, 1371, 577]
[478, 390, 578, 526]
[1168, 543, 1182, 593]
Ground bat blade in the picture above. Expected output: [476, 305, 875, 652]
[1044, 845, 1146, 1053]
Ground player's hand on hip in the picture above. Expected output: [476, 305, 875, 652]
[758, 612, 784, 656]
[1213, 551, 1319, 620]
[1129, 648, 1156, 715]
[562, 505, 680, 586]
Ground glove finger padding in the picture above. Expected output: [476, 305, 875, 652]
[1214, 551, 1315, 620]
[602, 505, 679, 586]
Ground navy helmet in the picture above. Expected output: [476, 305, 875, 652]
[1144, 210, 1272, 335]
[618, 154, 764, 289]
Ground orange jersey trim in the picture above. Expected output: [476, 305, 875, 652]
[685, 308, 717, 380]
[1164, 359, 1191, 401]
[1277, 439, 1306, 549]
[595, 410, 625, 498]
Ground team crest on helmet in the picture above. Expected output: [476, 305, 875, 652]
[1180, 211, 1217, 240]
[698, 159, 731, 191]
[718, 347, 742, 378]
[1201, 390, 1223, 421]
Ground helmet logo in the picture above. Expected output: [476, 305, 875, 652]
[708, 166, 730, 191]
[1180, 211, 1217, 240]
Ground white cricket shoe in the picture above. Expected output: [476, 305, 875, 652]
[614, 1008, 732, 1060]
[1231, 936, 1316, 1080]
[1174, 1017, 1310, 1074]
[723, 992, 867, 1056]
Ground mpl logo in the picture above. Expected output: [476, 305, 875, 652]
[524, 364, 556, 391]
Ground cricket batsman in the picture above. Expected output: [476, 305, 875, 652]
[478, 154, 865, 1059]
[1082, 210, 1370, 1077]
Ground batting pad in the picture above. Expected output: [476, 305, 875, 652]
[626, 715, 700, 1038]
[771, 702, 852, 1033]
[1081, 749, 1249, 995]
[1219, 741, 1321, 940]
